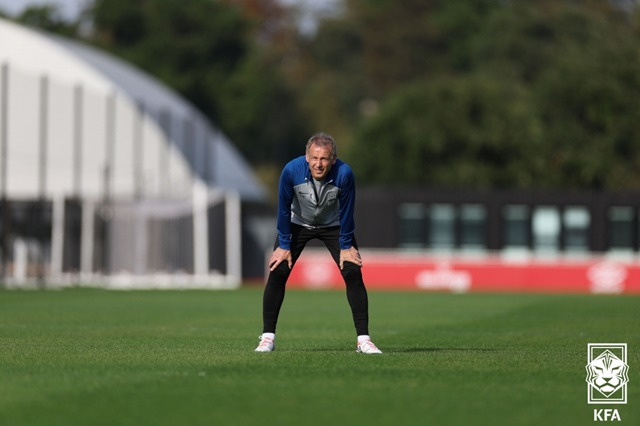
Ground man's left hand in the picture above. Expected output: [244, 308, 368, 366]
[340, 246, 362, 270]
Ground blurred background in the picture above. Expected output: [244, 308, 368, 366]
[1, 0, 639, 292]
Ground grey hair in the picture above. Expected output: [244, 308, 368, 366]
[306, 132, 337, 159]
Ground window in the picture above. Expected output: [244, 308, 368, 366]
[503, 205, 529, 249]
[460, 204, 486, 250]
[532, 206, 560, 252]
[429, 204, 455, 250]
[563, 207, 590, 252]
[608, 206, 635, 251]
[398, 203, 425, 248]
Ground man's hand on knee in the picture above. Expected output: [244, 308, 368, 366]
[340, 246, 362, 270]
[269, 247, 292, 271]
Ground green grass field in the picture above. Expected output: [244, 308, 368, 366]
[1, 288, 638, 426]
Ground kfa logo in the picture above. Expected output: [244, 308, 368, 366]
[586, 343, 629, 404]
[586, 343, 628, 422]
[593, 409, 621, 422]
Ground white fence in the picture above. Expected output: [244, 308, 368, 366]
[1, 186, 242, 290]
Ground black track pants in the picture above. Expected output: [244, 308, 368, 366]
[262, 224, 370, 336]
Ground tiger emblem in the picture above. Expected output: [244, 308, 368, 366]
[585, 349, 629, 397]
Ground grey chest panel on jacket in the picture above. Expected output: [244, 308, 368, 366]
[291, 180, 340, 228]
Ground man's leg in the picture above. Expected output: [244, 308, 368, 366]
[328, 239, 382, 353]
[319, 228, 370, 336]
[340, 261, 370, 336]
[261, 224, 311, 334]
[261, 261, 291, 334]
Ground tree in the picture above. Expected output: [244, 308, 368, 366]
[286, 0, 501, 152]
[14, 5, 78, 36]
[349, 74, 544, 188]
[341, 0, 640, 189]
[470, 0, 640, 189]
[12, 0, 640, 190]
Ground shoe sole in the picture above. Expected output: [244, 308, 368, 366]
[356, 348, 382, 354]
[255, 344, 275, 352]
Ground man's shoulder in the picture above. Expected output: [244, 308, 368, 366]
[334, 158, 350, 170]
[284, 155, 306, 169]
[282, 156, 308, 180]
[332, 159, 354, 179]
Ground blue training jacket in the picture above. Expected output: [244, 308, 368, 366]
[276, 155, 356, 250]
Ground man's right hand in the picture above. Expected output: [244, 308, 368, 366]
[268, 247, 292, 271]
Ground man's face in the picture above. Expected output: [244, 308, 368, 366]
[306, 143, 336, 180]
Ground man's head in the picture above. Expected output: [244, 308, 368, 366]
[305, 132, 337, 180]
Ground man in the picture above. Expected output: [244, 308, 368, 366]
[255, 132, 381, 354]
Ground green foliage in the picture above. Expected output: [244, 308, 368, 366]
[13, 5, 79, 36]
[474, 1, 640, 190]
[216, 49, 309, 164]
[531, 23, 640, 189]
[332, 0, 640, 189]
[10, 0, 640, 189]
[350, 75, 544, 188]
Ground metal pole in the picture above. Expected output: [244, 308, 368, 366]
[50, 196, 65, 280]
[192, 179, 209, 277]
[0, 63, 8, 198]
[39, 75, 49, 198]
[102, 92, 116, 275]
[80, 199, 95, 280]
[1, 63, 9, 282]
[73, 84, 83, 198]
[159, 109, 171, 194]
[104, 91, 116, 202]
[133, 204, 146, 275]
[133, 101, 144, 199]
[225, 190, 242, 286]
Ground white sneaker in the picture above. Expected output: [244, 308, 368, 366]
[356, 339, 382, 354]
[254, 334, 275, 352]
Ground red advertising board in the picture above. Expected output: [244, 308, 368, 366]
[285, 250, 640, 294]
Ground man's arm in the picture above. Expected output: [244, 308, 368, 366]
[276, 164, 295, 250]
[337, 164, 356, 250]
[270, 162, 296, 271]
[337, 164, 361, 268]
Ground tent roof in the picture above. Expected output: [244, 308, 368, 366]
[0, 17, 266, 201]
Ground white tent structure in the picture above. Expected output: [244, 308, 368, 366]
[0, 18, 269, 288]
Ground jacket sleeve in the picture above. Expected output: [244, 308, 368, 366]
[338, 165, 356, 250]
[276, 164, 295, 250]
